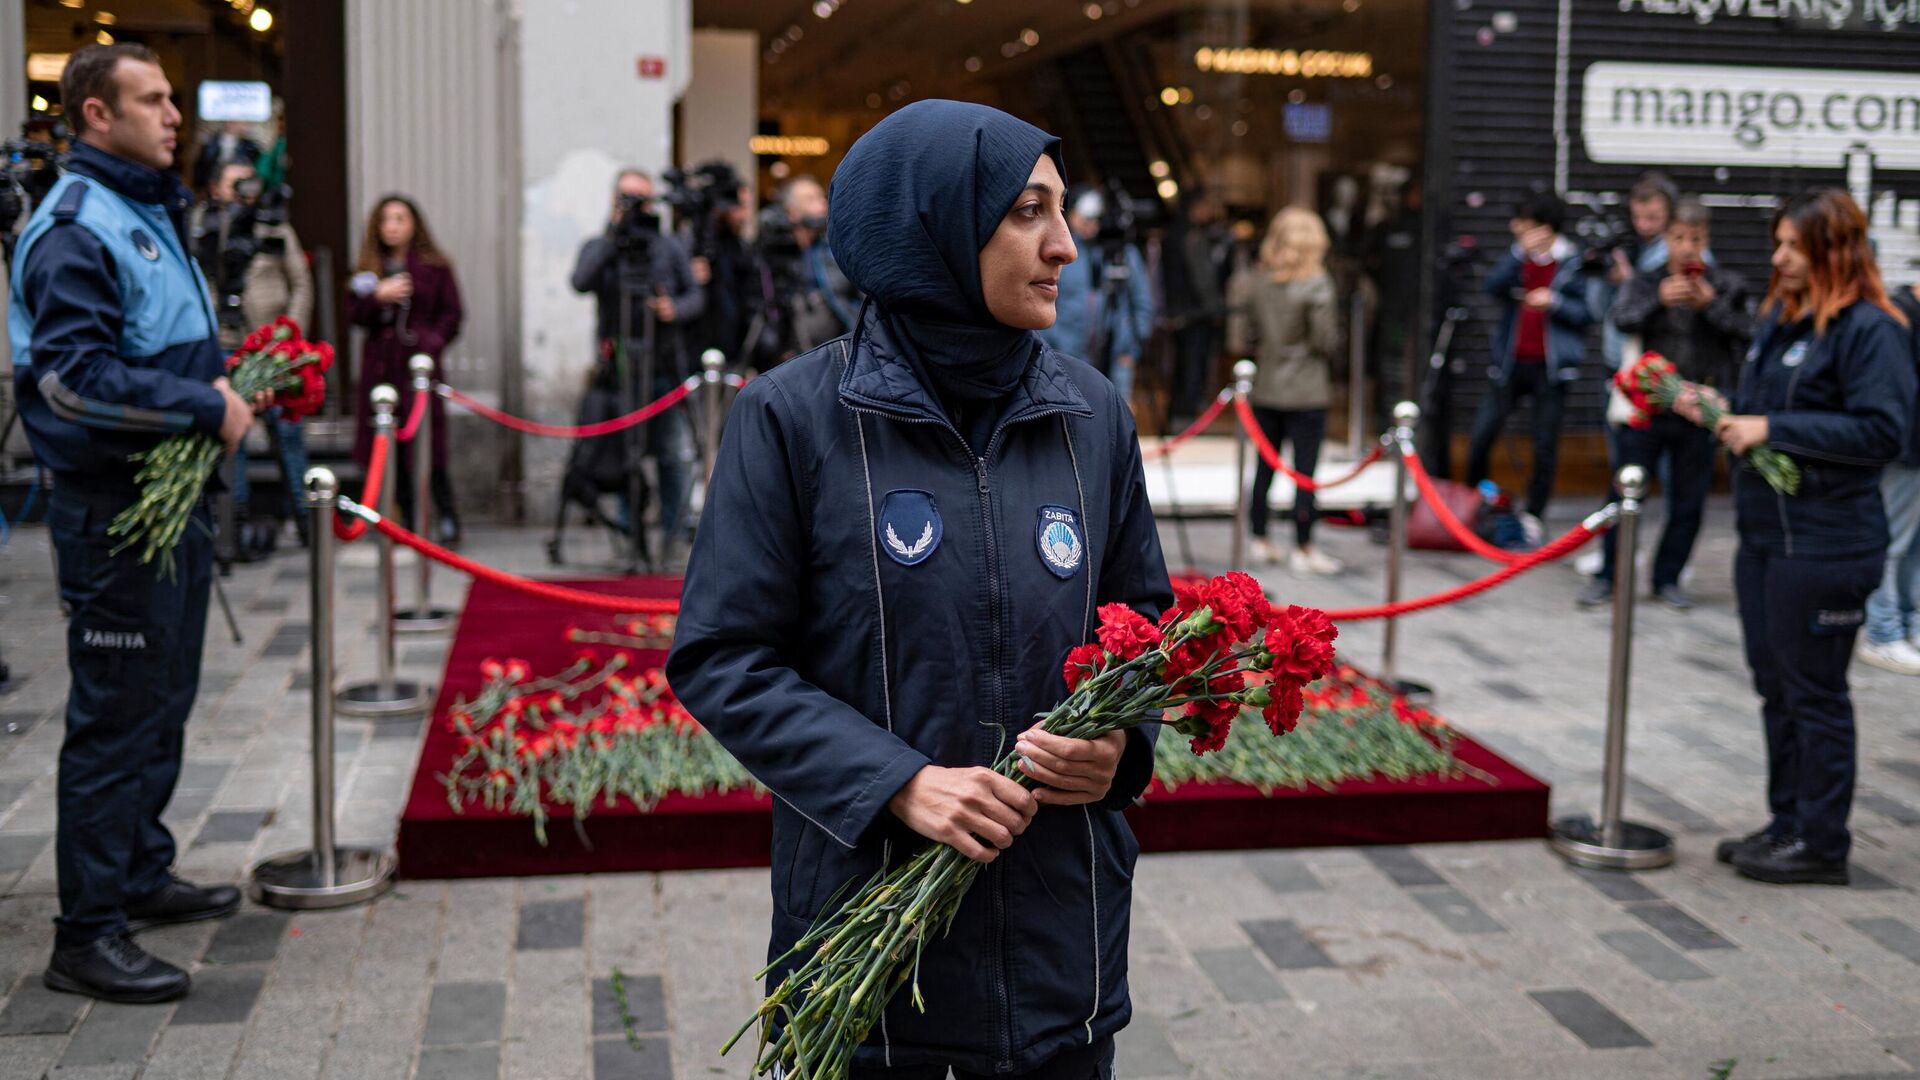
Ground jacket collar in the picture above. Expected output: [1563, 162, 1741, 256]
[838, 304, 1093, 425]
[68, 140, 192, 212]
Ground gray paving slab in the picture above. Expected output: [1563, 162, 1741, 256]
[591, 1033, 672, 1080]
[1243, 852, 1323, 894]
[1626, 901, 1736, 951]
[0, 833, 48, 875]
[1526, 989, 1654, 1049]
[420, 980, 506, 1047]
[201, 912, 290, 966]
[1113, 1011, 1187, 1078]
[517, 897, 586, 951]
[1240, 918, 1335, 970]
[167, 968, 266, 1026]
[0, 977, 86, 1035]
[1191, 947, 1287, 1003]
[1597, 929, 1712, 981]
[415, 1044, 500, 1080]
[1848, 918, 1920, 966]
[57, 1001, 168, 1068]
[190, 810, 269, 847]
[1408, 885, 1505, 934]
[1362, 847, 1447, 887]
[1568, 866, 1662, 903]
[593, 973, 667, 1036]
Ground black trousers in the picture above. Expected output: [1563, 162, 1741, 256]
[1735, 546, 1883, 863]
[1466, 363, 1566, 519]
[1599, 415, 1717, 589]
[48, 481, 212, 948]
[391, 441, 459, 533]
[1172, 319, 1219, 422]
[1248, 406, 1327, 548]
[849, 1036, 1114, 1080]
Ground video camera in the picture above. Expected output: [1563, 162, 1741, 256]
[660, 159, 744, 260]
[201, 180, 294, 330]
[1571, 209, 1635, 272]
[2, 121, 68, 260]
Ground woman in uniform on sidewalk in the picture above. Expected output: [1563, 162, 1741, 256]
[667, 101, 1172, 1076]
[1699, 189, 1916, 885]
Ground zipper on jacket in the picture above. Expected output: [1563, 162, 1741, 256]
[1779, 356, 1807, 557]
[844, 396, 1074, 1071]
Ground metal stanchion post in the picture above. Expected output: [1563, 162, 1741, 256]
[248, 467, 396, 909]
[395, 356, 454, 634]
[335, 385, 432, 718]
[1230, 359, 1257, 572]
[1381, 401, 1434, 702]
[1550, 465, 1675, 871]
[1348, 290, 1367, 462]
[701, 348, 725, 487]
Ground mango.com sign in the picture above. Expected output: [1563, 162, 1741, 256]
[1583, 62, 1920, 170]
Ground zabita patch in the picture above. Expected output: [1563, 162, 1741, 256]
[1036, 505, 1084, 579]
[878, 489, 942, 566]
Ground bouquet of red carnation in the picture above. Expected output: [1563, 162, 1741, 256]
[108, 316, 334, 575]
[1612, 350, 1799, 494]
[723, 572, 1336, 1077]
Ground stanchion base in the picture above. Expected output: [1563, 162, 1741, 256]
[247, 846, 395, 910]
[1549, 815, 1676, 871]
[334, 679, 433, 718]
[1387, 678, 1436, 706]
[393, 606, 457, 635]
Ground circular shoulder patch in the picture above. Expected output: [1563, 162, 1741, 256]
[878, 489, 942, 566]
[1036, 505, 1084, 579]
[130, 228, 161, 261]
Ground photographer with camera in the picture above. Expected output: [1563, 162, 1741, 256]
[1038, 186, 1154, 405]
[192, 160, 313, 556]
[1582, 196, 1751, 611]
[1586, 174, 1679, 369]
[772, 175, 859, 354]
[681, 177, 773, 367]
[1465, 192, 1594, 539]
[11, 43, 266, 1005]
[571, 169, 705, 548]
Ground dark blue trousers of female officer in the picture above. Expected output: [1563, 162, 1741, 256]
[1735, 548, 1883, 865]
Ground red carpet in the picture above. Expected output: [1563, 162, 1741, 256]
[396, 576, 1549, 880]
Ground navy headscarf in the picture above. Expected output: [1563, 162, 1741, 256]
[828, 100, 1066, 403]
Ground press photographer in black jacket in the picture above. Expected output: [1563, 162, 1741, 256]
[1585, 197, 1750, 610]
[1692, 190, 1915, 886]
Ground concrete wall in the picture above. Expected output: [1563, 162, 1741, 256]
[683, 29, 758, 190]
[515, 0, 690, 521]
[346, 0, 521, 510]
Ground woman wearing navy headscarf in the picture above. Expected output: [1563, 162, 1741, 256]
[669, 101, 1173, 1076]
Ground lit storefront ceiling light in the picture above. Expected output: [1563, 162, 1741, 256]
[31, 95, 49, 112]
[750, 135, 831, 156]
[1148, 160, 1169, 178]
[1157, 179, 1179, 200]
[1159, 86, 1180, 106]
[1194, 47, 1372, 79]
[27, 53, 70, 82]
[95, 12, 117, 25]
[95, 29, 113, 44]
[249, 7, 273, 31]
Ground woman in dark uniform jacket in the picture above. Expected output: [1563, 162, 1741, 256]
[346, 194, 465, 542]
[1701, 189, 1916, 885]
[668, 101, 1171, 1077]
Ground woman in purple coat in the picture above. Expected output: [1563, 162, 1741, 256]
[347, 194, 465, 542]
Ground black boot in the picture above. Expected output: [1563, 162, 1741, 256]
[1713, 826, 1776, 865]
[125, 875, 242, 931]
[1732, 837, 1850, 886]
[44, 934, 190, 1003]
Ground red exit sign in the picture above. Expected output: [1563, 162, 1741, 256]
[637, 55, 667, 79]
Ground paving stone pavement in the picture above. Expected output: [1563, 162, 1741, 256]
[4, 490, 1920, 1079]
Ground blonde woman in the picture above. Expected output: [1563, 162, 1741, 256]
[1228, 207, 1342, 573]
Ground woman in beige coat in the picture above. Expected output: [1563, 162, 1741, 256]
[1228, 207, 1343, 574]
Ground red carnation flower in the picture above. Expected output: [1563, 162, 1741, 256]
[480, 657, 505, 681]
[1220, 572, 1273, 630]
[1095, 603, 1163, 660]
[1062, 642, 1106, 691]
[1182, 696, 1237, 754]
[1261, 679, 1307, 735]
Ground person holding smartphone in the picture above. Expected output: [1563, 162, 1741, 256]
[1585, 196, 1751, 611]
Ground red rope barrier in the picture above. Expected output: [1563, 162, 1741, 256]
[1232, 397, 1385, 491]
[1324, 517, 1607, 622]
[395, 387, 429, 443]
[364, 512, 680, 614]
[335, 434, 389, 541]
[1399, 442, 1523, 565]
[439, 379, 694, 438]
[1142, 390, 1230, 460]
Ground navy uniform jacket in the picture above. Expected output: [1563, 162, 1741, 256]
[8, 142, 224, 480]
[666, 310, 1172, 1073]
[1733, 300, 1916, 559]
